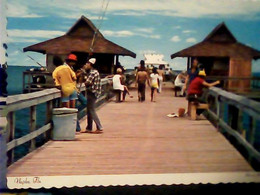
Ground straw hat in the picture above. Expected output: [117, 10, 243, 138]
[116, 68, 122, 73]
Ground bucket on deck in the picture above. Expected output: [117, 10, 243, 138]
[178, 108, 185, 117]
[52, 107, 78, 140]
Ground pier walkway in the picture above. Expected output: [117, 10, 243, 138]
[7, 83, 253, 177]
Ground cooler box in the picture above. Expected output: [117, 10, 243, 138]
[52, 107, 78, 140]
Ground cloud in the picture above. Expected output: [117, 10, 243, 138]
[171, 35, 181, 42]
[113, 11, 147, 16]
[174, 26, 182, 29]
[8, 29, 65, 39]
[103, 29, 161, 39]
[7, 2, 43, 18]
[138, 50, 158, 55]
[103, 30, 134, 37]
[7, 29, 65, 44]
[149, 35, 161, 39]
[57, 12, 107, 20]
[7, 0, 260, 20]
[7, 37, 41, 43]
[186, 37, 197, 43]
[182, 30, 195, 34]
[135, 28, 154, 33]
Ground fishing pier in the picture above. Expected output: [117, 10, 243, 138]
[1, 15, 260, 190]
[1, 81, 260, 189]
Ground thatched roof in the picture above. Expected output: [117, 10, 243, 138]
[23, 16, 136, 58]
[171, 22, 260, 60]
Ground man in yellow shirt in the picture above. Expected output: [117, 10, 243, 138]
[52, 54, 77, 108]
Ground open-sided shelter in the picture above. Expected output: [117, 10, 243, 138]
[23, 15, 136, 74]
[171, 22, 260, 91]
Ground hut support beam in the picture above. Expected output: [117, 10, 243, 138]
[228, 58, 251, 92]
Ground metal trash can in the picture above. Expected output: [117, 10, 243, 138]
[52, 107, 78, 140]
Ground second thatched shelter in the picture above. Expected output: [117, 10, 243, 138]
[171, 22, 260, 91]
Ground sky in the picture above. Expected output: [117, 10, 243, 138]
[5, 0, 260, 72]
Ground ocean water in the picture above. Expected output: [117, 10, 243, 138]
[6, 66, 47, 161]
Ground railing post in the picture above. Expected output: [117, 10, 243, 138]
[7, 111, 15, 165]
[0, 97, 7, 189]
[29, 106, 36, 151]
[216, 96, 221, 131]
[45, 100, 53, 140]
[237, 109, 245, 137]
[248, 117, 256, 145]
[28, 73, 32, 93]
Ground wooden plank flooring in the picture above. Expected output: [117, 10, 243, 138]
[7, 82, 253, 176]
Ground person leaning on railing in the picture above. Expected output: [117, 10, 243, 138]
[187, 69, 220, 115]
[52, 54, 77, 108]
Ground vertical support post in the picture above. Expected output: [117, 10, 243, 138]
[45, 100, 53, 140]
[114, 55, 119, 74]
[0, 97, 7, 189]
[28, 73, 32, 93]
[29, 106, 36, 152]
[217, 97, 225, 132]
[7, 111, 15, 165]
[190, 103, 197, 120]
[248, 117, 256, 145]
[22, 72, 25, 93]
[187, 57, 190, 70]
[237, 109, 244, 136]
[216, 95, 221, 131]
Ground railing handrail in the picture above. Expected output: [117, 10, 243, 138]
[1, 78, 110, 166]
[3, 78, 109, 115]
[209, 87, 260, 118]
[3, 88, 61, 115]
[206, 76, 260, 80]
[205, 87, 260, 169]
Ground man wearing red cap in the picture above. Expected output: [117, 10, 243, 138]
[52, 54, 78, 108]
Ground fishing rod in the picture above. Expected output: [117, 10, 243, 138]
[9, 43, 45, 68]
[17, 48, 45, 68]
[89, 0, 110, 52]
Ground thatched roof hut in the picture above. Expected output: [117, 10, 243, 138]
[23, 15, 136, 74]
[171, 22, 260, 60]
[170, 22, 260, 91]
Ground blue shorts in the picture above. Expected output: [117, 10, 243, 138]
[61, 90, 78, 102]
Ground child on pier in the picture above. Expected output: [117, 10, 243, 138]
[150, 67, 160, 102]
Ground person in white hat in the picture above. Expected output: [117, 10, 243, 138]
[88, 58, 96, 65]
[82, 58, 103, 133]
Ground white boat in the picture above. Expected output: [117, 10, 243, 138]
[144, 53, 171, 75]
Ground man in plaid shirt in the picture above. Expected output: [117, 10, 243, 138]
[83, 58, 103, 133]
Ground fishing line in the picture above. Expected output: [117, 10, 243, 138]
[89, 0, 110, 52]
[8, 42, 44, 68]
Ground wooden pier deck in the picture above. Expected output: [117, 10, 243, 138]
[7, 82, 253, 177]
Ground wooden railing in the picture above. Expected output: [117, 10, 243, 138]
[206, 76, 260, 98]
[205, 87, 260, 170]
[0, 78, 110, 167]
[23, 71, 56, 93]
